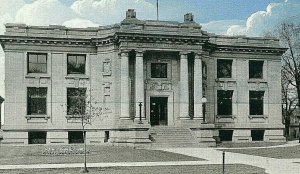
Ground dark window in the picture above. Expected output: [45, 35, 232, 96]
[28, 131, 46, 144]
[151, 63, 167, 78]
[67, 88, 86, 115]
[217, 59, 233, 78]
[104, 131, 110, 143]
[28, 53, 47, 73]
[219, 130, 233, 141]
[217, 90, 233, 115]
[249, 91, 264, 115]
[249, 60, 263, 79]
[68, 131, 84, 144]
[251, 130, 264, 141]
[67, 54, 86, 74]
[27, 88, 47, 115]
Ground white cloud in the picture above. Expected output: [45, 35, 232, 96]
[71, 0, 156, 25]
[15, 0, 77, 26]
[227, 0, 300, 36]
[202, 20, 245, 35]
[63, 18, 99, 28]
[0, 0, 26, 17]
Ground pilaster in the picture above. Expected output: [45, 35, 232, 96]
[120, 51, 130, 119]
[194, 53, 203, 120]
[135, 51, 146, 121]
[180, 52, 190, 119]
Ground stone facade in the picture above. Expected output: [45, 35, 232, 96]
[0, 10, 286, 145]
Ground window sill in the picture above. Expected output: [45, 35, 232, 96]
[26, 115, 50, 120]
[216, 115, 236, 119]
[248, 115, 268, 119]
[248, 79, 267, 83]
[65, 75, 89, 79]
[215, 78, 236, 82]
[25, 74, 51, 79]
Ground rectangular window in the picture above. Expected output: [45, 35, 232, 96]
[219, 130, 233, 142]
[249, 60, 264, 79]
[249, 91, 264, 115]
[67, 88, 86, 115]
[68, 131, 84, 144]
[251, 130, 264, 141]
[217, 59, 233, 78]
[217, 90, 233, 115]
[28, 131, 47, 144]
[151, 63, 167, 78]
[28, 53, 47, 73]
[27, 87, 47, 115]
[67, 54, 86, 74]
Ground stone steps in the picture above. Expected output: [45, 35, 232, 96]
[149, 126, 200, 148]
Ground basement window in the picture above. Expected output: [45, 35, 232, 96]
[68, 131, 84, 144]
[219, 130, 233, 142]
[28, 131, 47, 144]
[251, 130, 264, 141]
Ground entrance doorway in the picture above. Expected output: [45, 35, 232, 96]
[150, 97, 168, 126]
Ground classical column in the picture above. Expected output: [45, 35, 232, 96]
[120, 51, 130, 119]
[135, 51, 145, 120]
[180, 52, 190, 119]
[194, 53, 203, 120]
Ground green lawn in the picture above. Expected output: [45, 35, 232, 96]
[221, 144, 300, 159]
[0, 145, 203, 165]
[0, 164, 267, 174]
[217, 142, 286, 148]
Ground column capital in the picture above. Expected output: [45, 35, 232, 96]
[195, 53, 202, 59]
[179, 51, 189, 56]
[136, 50, 144, 57]
[119, 51, 129, 57]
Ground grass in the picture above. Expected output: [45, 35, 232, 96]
[0, 145, 203, 165]
[217, 142, 286, 148]
[220, 144, 300, 159]
[0, 164, 267, 174]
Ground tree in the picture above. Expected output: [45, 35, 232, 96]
[278, 22, 300, 139]
[282, 68, 298, 139]
[67, 88, 104, 173]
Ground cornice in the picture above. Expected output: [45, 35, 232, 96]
[205, 43, 287, 55]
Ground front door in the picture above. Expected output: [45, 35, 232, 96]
[150, 97, 168, 126]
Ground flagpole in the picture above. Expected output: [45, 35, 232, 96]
[156, 0, 159, 20]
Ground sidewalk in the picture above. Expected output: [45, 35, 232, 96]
[159, 147, 300, 174]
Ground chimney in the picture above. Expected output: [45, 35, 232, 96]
[126, 9, 136, 19]
[184, 13, 194, 22]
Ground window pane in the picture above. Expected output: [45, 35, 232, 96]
[249, 61, 263, 79]
[67, 55, 86, 74]
[67, 88, 86, 115]
[249, 91, 264, 115]
[217, 90, 233, 115]
[29, 54, 38, 63]
[27, 87, 47, 115]
[217, 59, 232, 78]
[151, 63, 167, 78]
[38, 55, 47, 63]
[28, 53, 47, 73]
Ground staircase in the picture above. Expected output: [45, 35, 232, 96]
[149, 126, 200, 148]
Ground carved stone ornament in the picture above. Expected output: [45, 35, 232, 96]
[103, 59, 112, 76]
